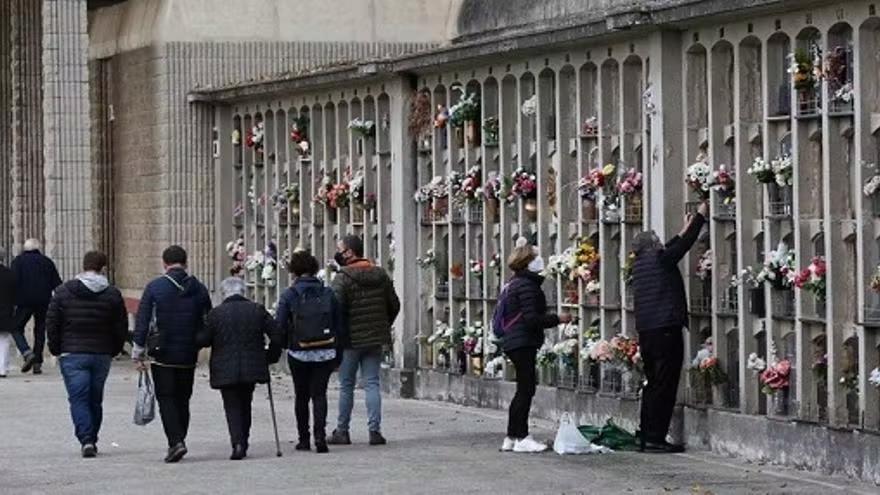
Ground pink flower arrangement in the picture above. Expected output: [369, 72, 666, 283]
[455, 166, 482, 205]
[578, 164, 615, 201]
[709, 165, 735, 204]
[759, 359, 791, 394]
[508, 168, 537, 201]
[314, 176, 350, 209]
[589, 334, 640, 371]
[616, 168, 643, 197]
[793, 256, 826, 301]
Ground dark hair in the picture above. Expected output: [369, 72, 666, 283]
[342, 234, 364, 258]
[288, 250, 319, 276]
[82, 251, 108, 272]
[162, 245, 187, 266]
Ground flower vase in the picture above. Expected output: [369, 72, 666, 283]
[582, 199, 597, 222]
[466, 121, 480, 147]
[773, 388, 790, 416]
[524, 198, 538, 222]
[470, 355, 483, 377]
[485, 198, 500, 223]
[454, 127, 464, 148]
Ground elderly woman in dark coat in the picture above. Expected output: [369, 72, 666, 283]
[198, 277, 281, 460]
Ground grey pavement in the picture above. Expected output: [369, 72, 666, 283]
[0, 361, 876, 495]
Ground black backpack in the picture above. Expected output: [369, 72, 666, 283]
[286, 285, 336, 349]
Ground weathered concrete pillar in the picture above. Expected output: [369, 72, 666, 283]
[10, 0, 45, 253]
[0, 1, 13, 263]
[646, 30, 684, 241]
[41, 0, 94, 277]
[389, 76, 419, 371]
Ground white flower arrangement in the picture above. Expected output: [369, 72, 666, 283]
[756, 242, 796, 289]
[261, 260, 277, 287]
[771, 155, 793, 187]
[414, 176, 448, 203]
[244, 251, 265, 272]
[416, 249, 436, 269]
[427, 320, 453, 346]
[696, 249, 713, 281]
[585, 279, 601, 294]
[484, 356, 506, 378]
[348, 118, 375, 137]
[685, 155, 712, 196]
[869, 367, 880, 388]
[833, 82, 854, 103]
[521, 94, 538, 117]
[863, 175, 880, 197]
[545, 248, 575, 279]
[746, 352, 767, 372]
[731, 267, 760, 289]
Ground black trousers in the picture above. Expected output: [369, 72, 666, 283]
[505, 347, 537, 439]
[638, 327, 684, 443]
[12, 305, 48, 363]
[220, 383, 256, 448]
[288, 356, 334, 442]
[151, 365, 195, 447]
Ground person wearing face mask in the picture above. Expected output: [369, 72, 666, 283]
[631, 201, 708, 453]
[498, 238, 571, 453]
[327, 235, 400, 446]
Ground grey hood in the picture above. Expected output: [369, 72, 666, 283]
[76, 272, 110, 293]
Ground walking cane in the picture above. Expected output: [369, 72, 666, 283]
[266, 378, 282, 457]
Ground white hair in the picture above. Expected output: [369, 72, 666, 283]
[23, 238, 41, 251]
[220, 277, 248, 300]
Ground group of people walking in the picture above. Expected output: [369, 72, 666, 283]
[1, 235, 399, 461]
[5, 202, 704, 460]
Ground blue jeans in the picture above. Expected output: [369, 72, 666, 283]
[337, 347, 382, 433]
[60, 354, 112, 445]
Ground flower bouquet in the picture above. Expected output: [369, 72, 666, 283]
[484, 355, 506, 378]
[348, 118, 375, 138]
[454, 166, 482, 207]
[869, 367, 880, 389]
[536, 342, 558, 368]
[709, 165, 735, 204]
[416, 249, 436, 269]
[246, 121, 264, 151]
[290, 115, 310, 154]
[448, 91, 480, 127]
[689, 338, 728, 386]
[616, 167, 643, 197]
[414, 176, 448, 203]
[746, 156, 775, 184]
[553, 336, 579, 371]
[582, 116, 598, 136]
[434, 104, 449, 129]
[521, 95, 538, 117]
[427, 320, 453, 348]
[864, 175, 880, 198]
[789, 49, 819, 91]
[469, 258, 484, 279]
[314, 176, 350, 210]
[578, 164, 616, 202]
[226, 238, 246, 276]
[748, 342, 791, 396]
[571, 238, 600, 284]
[793, 255, 826, 301]
[756, 243, 796, 290]
[871, 265, 880, 293]
[685, 154, 711, 200]
[489, 253, 502, 276]
[232, 129, 241, 146]
[696, 249, 713, 281]
[546, 248, 575, 280]
[462, 321, 484, 357]
[244, 251, 265, 273]
[507, 168, 538, 202]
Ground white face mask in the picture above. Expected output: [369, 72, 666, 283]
[527, 255, 545, 274]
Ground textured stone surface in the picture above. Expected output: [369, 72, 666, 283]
[1, 363, 877, 494]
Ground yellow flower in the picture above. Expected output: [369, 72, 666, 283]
[602, 164, 616, 176]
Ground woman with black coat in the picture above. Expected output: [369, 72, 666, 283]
[497, 238, 571, 453]
[197, 277, 281, 460]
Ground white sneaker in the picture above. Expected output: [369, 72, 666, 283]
[513, 435, 547, 453]
[500, 437, 516, 452]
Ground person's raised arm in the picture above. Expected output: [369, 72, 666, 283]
[660, 203, 708, 266]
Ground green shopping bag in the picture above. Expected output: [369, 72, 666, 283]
[577, 418, 640, 451]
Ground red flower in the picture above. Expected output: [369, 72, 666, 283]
[760, 359, 791, 390]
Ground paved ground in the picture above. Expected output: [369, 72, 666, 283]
[0, 361, 876, 495]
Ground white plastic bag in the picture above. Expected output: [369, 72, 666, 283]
[553, 413, 610, 455]
[133, 369, 156, 426]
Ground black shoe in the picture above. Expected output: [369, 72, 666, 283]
[20, 353, 36, 373]
[81, 444, 97, 458]
[32, 363, 42, 375]
[315, 441, 329, 454]
[230, 444, 246, 460]
[295, 440, 310, 451]
[369, 431, 387, 446]
[640, 439, 685, 453]
[164, 442, 188, 463]
[327, 430, 351, 445]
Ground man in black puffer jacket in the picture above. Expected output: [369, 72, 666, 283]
[631, 201, 707, 453]
[197, 277, 281, 460]
[132, 245, 212, 463]
[46, 251, 128, 458]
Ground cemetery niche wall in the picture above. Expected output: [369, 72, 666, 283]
[192, 1, 880, 484]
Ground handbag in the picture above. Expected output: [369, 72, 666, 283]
[133, 369, 156, 426]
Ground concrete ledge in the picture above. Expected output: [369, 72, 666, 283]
[382, 368, 880, 485]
